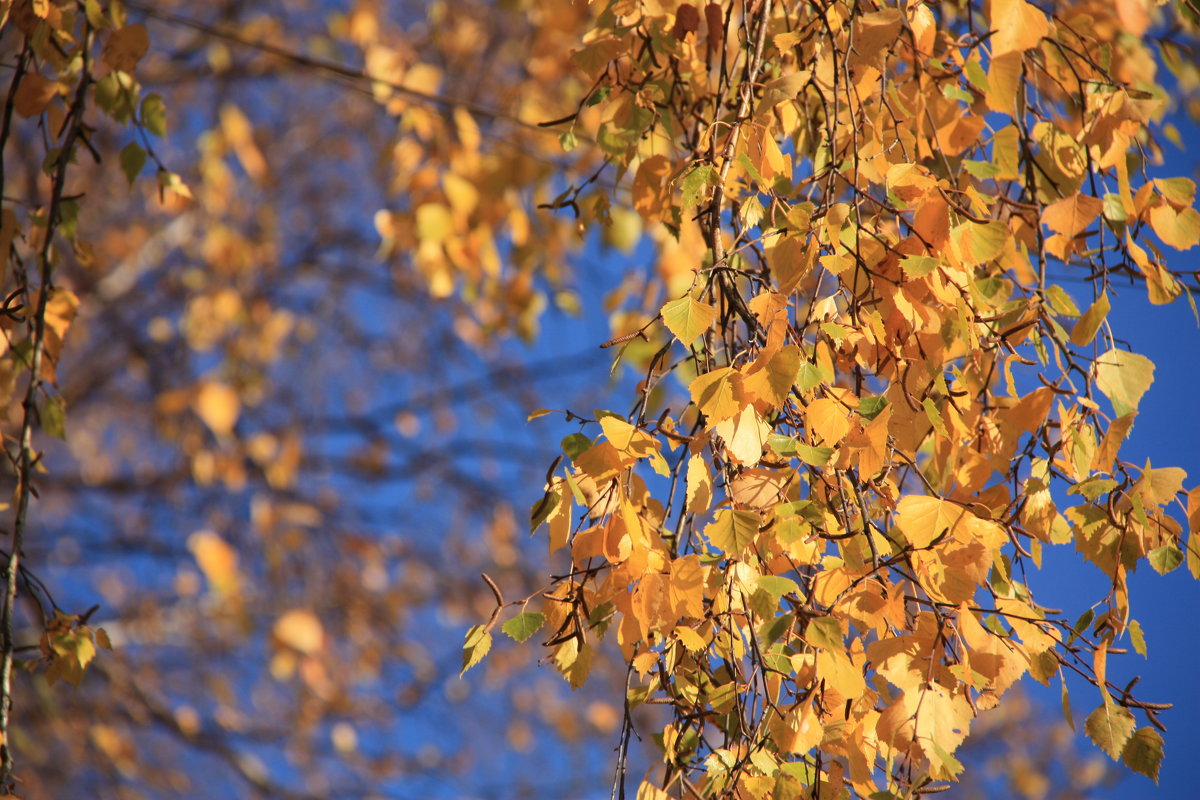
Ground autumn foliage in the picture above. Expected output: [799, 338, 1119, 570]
[1, 0, 1199, 798]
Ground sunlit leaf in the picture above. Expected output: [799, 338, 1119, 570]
[502, 612, 546, 643]
[661, 296, 717, 344]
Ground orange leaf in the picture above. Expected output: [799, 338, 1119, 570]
[633, 155, 672, 222]
[102, 24, 150, 73]
[1041, 193, 1104, 239]
[990, 0, 1048, 57]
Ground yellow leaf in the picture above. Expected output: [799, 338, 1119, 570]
[661, 295, 717, 344]
[675, 626, 706, 651]
[1071, 292, 1110, 346]
[1093, 412, 1136, 474]
[274, 609, 324, 654]
[1148, 204, 1200, 250]
[669, 557, 706, 619]
[553, 638, 593, 689]
[805, 397, 850, 446]
[729, 468, 793, 509]
[187, 530, 240, 599]
[768, 235, 814, 295]
[685, 452, 712, 514]
[785, 702, 825, 754]
[689, 367, 745, 424]
[913, 682, 972, 759]
[193, 381, 240, 437]
[990, 0, 1048, 57]
[895, 495, 963, 549]
[1135, 463, 1186, 508]
[1094, 349, 1155, 416]
[816, 647, 865, 701]
[713, 404, 770, 466]
[574, 441, 632, 481]
[599, 416, 638, 450]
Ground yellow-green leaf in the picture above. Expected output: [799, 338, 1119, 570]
[460, 625, 492, 676]
[661, 296, 718, 345]
[706, 509, 760, 555]
[1085, 700, 1135, 760]
[1071, 292, 1110, 346]
[1095, 349, 1155, 416]
[502, 612, 546, 643]
[1121, 727, 1164, 783]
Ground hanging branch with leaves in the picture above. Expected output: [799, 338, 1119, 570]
[470, 1, 1200, 798]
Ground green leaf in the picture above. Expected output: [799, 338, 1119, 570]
[796, 362, 823, 391]
[858, 395, 888, 420]
[942, 84, 973, 103]
[119, 142, 146, 186]
[795, 443, 834, 467]
[681, 163, 715, 209]
[530, 490, 560, 533]
[1147, 543, 1183, 575]
[1068, 476, 1117, 501]
[561, 433, 591, 459]
[1067, 608, 1094, 646]
[1095, 349, 1155, 416]
[502, 612, 546, 643]
[94, 71, 138, 123]
[923, 398, 948, 438]
[820, 321, 850, 342]
[661, 296, 717, 345]
[460, 625, 492, 676]
[1121, 726, 1164, 783]
[85, 0, 108, 28]
[963, 160, 999, 179]
[705, 509, 759, 555]
[768, 433, 799, 457]
[759, 614, 794, 648]
[140, 93, 167, 136]
[737, 152, 766, 186]
[803, 616, 842, 650]
[559, 130, 578, 152]
[41, 395, 67, 439]
[1085, 700, 1136, 759]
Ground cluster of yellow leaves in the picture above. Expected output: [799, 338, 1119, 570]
[466, 0, 1200, 796]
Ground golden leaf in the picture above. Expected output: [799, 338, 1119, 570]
[274, 610, 325, 655]
[1041, 193, 1104, 239]
[689, 367, 745, 425]
[713, 404, 770, 466]
[193, 381, 241, 437]
[990, 0, 1048, 57]
[805, 397, 851, 446]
